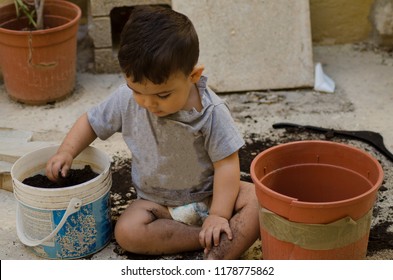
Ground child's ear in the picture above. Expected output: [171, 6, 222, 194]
[189, 65, 205, 83]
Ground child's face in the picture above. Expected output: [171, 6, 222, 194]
[126, 68, 202, 117]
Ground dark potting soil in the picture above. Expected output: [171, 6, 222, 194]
[22, 165, 99, 188]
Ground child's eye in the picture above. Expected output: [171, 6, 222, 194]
[157, 93, 171, 99]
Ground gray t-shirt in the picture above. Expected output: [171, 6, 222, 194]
[88, 76, 244, 206]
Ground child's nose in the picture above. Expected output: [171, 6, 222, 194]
[143, 96, 156, 108]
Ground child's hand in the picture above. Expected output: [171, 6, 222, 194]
[199, 214, 233, 254]
[45, 151, 73, 182]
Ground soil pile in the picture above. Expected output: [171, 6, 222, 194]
[22, 165, 98, 188]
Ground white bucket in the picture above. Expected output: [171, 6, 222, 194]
[11, 146, 112, 259]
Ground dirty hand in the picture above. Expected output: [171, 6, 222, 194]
[45, 151, 73, 182]
[199, 214, 233, 254]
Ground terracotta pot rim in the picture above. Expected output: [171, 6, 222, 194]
[251, 140, 384, 208]
[0, 0, 81, 35]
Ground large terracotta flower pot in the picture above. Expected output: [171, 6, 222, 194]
[0, 0, 81, 105]
[251, 140, 383, 259]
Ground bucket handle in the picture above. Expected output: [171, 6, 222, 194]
[16, 197, 82, 247]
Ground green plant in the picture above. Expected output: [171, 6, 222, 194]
[14, 0, 45, 30]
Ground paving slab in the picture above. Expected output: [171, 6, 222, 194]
[172, 0, 314, 92]
[0, 141, 57, 163]
[0, 128, 55, 191]
[0, 128, 33, 143]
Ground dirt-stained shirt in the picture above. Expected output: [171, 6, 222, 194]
[88, 76, 244, 206]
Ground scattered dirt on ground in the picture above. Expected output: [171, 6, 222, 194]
[108, 130, 393, 259]
[110, 157, 135, 222]
[22, 165, 98, 188]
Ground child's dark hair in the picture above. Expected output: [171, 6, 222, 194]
[118, 5, 199, 84]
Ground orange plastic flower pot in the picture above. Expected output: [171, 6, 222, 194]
[0, 0, 81, 105]
[250, 140, 383, 259]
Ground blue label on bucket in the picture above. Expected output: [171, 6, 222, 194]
[31, 192, 112, 259]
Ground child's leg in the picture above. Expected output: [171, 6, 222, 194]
[205, 181, 260, 260]
[114, 199, 202, 255]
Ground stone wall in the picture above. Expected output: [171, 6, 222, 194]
[88, 0, 171, 73]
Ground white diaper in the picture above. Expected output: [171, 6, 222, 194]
[168, 198, 210, 226]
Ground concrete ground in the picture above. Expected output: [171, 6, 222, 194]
[0, 43, 393, 260]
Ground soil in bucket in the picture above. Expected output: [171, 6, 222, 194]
[22, 165, 99, 188]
